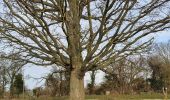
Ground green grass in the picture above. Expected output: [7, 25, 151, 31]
[85, 93, 166, 100]
[1, 93, 168, 100]
[56, 93, 167, 100]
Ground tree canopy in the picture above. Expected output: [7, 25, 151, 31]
[0, 0, 170, 100]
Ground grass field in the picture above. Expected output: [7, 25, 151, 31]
[1, 93, 168, 100]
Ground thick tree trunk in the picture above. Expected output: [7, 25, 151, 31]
[69, 68, 85, 100]
[66, 1, 84, 99]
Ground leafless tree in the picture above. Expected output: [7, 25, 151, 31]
[102, 56, 149, 94]
[0, 69, 7, 96]
[45, 74, 59, 97]
[30, 67, 69, 97]
[0, 56, 8, 98]
[148, 41, 170, 92]
[87, 70, 97, 95]
[33, 87, 42, 98]
[0, 52, 27, 97]
[0, 0, 170, 99]
[45, 69, 69, 97]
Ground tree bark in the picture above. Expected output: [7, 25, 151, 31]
[10, 81, 14, 98]
[59, 72, 62, 96]
[70, 68, 85, 100]
[66, 1, 84, 99]
[10, 75, 15, 98]
[89, 70, 96, 94]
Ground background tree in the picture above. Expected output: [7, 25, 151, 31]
[13, 73, 24, 97]
[101, 56, 149, 94]
[45, 68, 70, 96]
[0, 85, 3, 98]
[45, 73, 60, 97]
[0, 55, 8, 98]
[0, 52, 26, 97]
[87, 70, 97, 95]
[0, 0, 170, 100]
[148, 41, 170, 92]
[33, 87, 42, 98]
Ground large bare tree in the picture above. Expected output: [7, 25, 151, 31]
[0, 0, 170, 99]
